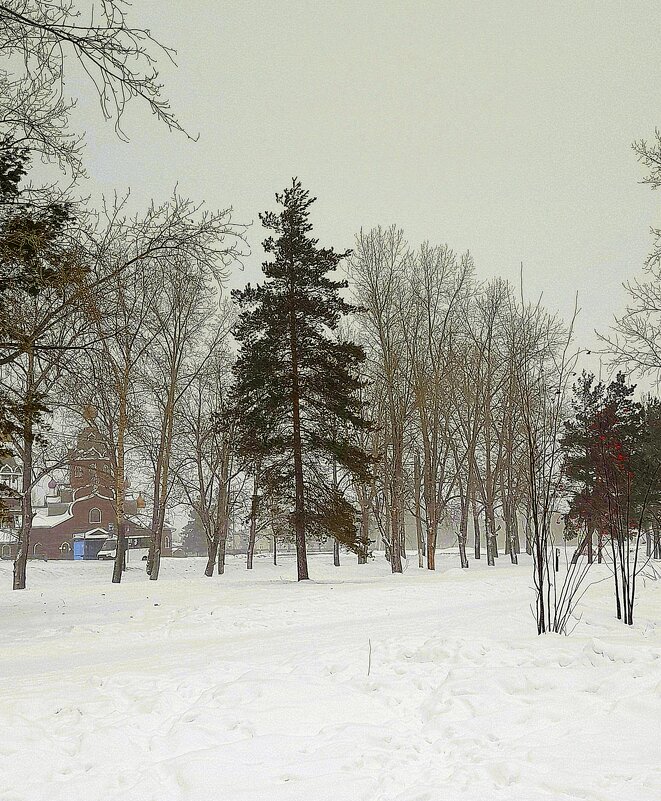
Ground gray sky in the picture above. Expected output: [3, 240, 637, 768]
[71, 0, 660, 357]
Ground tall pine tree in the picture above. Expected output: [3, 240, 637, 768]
[232, 179, 371, 580]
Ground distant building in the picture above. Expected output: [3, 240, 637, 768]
[24, 408, 172, 560]
[0, 456, 21, 558]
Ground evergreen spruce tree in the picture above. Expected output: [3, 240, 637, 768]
[232, 179, 371, 581]
[180, 511, 208, 557]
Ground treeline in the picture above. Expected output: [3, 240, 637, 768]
[348, 227, 566, 574]
[5, 150, 661, 637]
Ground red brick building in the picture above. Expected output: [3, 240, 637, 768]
[29, 410, 172, 560]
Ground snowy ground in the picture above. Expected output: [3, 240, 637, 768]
[0, 552, 660, 801]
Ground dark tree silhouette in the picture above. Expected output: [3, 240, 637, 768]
[232, 179, 371, 581]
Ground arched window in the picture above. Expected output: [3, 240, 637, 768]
[89, 508, 102, 524]
[164, 536, 170, 549]
[33, 542, 42, 555]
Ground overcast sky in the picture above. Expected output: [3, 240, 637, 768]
[69, 0, 660, 360]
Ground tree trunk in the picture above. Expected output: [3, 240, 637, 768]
[146, 439, 164, 577]
[458, 502, 469, 570]
[205, 532, 219, 577]
[485, 510, 495, 567]
[513, 512, 521, 554]
[482, 389, 497, 562]
[508, 524, 518, 565]
[571, 532, 593, 564]
[247, 473, 258, 570]
[414, 452, 425, 568]
[424, 451, 436, 570]
[331, 457, 340, 567]
[150, 351, 181, 580]
[217, 525, 227, 575]
[472, 492, 481, 560]
[112, 391, 128, 584]
[290, 305, 308, 581]
[215, 446, 231, 577]
[458, 525, 469, 569]
[13, 402, 34, 590]
[148, 443, 172, 581]
[525, 503, 532, 555]
[502, 490, 517, 564]
[502, 472, 510, 556]
[387, 436, 403, 574]
[456, 465, 469, 569]
[426, 537, 436, 570]
[609, 534, 621, 620]
[358, 501, 369, 564]
[389, 478, 403, 573]
[390, 426, 404, 573]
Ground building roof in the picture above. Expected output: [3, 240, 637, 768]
[70, 417, 110, 461]
[32, 507, 73, 529]
[72, 527, 109, 540]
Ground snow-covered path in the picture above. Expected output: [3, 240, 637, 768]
[0, 553, 659, 801]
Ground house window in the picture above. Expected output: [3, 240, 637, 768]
[74, 465, 83, 478]
[164, 536, 170, 549]
[89, 508, 102, 524]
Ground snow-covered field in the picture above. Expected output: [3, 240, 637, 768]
[0, 553, 660, 801]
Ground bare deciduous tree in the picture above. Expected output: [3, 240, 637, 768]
[0, 0, 190, 175]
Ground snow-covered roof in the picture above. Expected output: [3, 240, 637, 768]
[72, 488, 113, 504]
[32, 508, 73, 529]
[72, 527, 109, 540]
